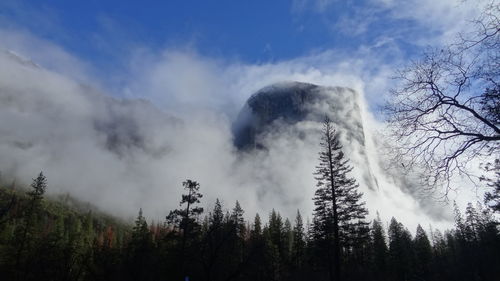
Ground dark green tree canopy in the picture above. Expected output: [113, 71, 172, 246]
[166, 179, 203, 230]
[27, 172, 46, 201]
[312, 117, 369, 281]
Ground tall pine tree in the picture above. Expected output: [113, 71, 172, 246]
[165, 179, 203, 279]
[14, 172, 47, 281]
[292, 210, 305, 269]
[413, 225, 432, 281]
[371, 214, 388, 281]
[388, 217, 414, 281]
[312, 117, 368, 281]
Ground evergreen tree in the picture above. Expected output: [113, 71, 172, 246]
[165, 179, 204, 279]
[476, 204, 500, 281]
[464, 203, 481, 242]
[388, 217, 414, 281]
[200, 199, 226, 281]
[231, 200, 246, 239]
[247, 213, 266, 281]
[211, 199, 224, 227]
[283, 218, 293, 264]
[251, 214, 262, 240]
[126, 208, 154, 281]
[431, 229, 449, 281]
[166, 179, 204, 232]
[413, 225, 432, 281]
[291, 210, 305, 269]
[263, 224, 281, 281]
[311, 117, 368, 281]
[13, 172, 47, 281]
[230, 200, 247, 270]
[371, 215, 388, 281]
[26, 172, 46, 202]
[268, 210, 284, 252]
[132, 208, 150, 241]
[482, 159, 500, 213]
[259, 210, 288, 281]
[3, 172, 500, 281]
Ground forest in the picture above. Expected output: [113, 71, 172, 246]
[0, 119, 498, 281]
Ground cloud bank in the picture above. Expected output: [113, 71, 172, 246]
[0, 27, 464, 232]
[3, 0, 493, 230]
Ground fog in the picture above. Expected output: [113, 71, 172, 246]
[0, 30, 471, 231]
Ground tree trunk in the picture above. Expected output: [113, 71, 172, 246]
[327, 133, 341, 281]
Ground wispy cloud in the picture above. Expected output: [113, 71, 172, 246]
[292, 0, 490, 49]
[0, 28, 94, 84]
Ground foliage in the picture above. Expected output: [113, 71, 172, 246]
[0, 171, 499, 281]
[311, 117, 369, 281]
[482, 159, 500, 212]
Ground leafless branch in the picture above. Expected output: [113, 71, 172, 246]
[384, 2, 500, 193]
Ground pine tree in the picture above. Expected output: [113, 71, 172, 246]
[165, 179, 203, 279]
[263, 224, 281, 281]
[413, 225, 432, 281]
[131, 208, 150, 243]
[291, 210, 305, 269]
[371, 215, 388, 281]
[231, 200, 246, 239]
[283, 218, 293, 264]
[482, 159, 500, 213]
[248, 213, 266, 281]
[201, 199, 226, 281]
[388, 217, 414, 281]
[166, 180, 203, 231]
[476, 203, 500, 281]
[251, 214, 262, 240]
[311, 117, 368, 281]
[263, 210, 286, 281]
[27, 172, 46, 202]
[14, 172, 47, 281]
[210, 199, 224, 228]
[127, 208, 153, 281]
[431, 229, 449, 281]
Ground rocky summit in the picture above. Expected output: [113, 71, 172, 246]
[232, 81, 365, 151]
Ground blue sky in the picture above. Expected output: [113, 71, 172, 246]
[0, 0, 450, 66]
[0, 0, 486, 105]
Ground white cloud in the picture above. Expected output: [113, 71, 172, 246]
[0, 27, 464, 232]
[376, 0, 487, 45]
[294, 0, 490, 48]
[0, 28, 95, 84]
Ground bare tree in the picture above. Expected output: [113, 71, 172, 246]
[384, 2, 500, 192]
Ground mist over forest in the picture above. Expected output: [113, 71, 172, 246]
[0, 48, 456, 230]
[0, 0, 498, 280]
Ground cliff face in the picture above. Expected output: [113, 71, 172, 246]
[232, 81, 377, 190]
[233, 81, 365, 150]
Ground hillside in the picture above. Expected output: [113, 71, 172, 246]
[0, 180, 132, 280]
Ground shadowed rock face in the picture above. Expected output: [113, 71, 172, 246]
[233, 81, 365, 150]
[232, 81, 379, 190]
[233, 82, 320, 149]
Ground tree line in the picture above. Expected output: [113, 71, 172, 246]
[0, 175, 498, 281]
[0, 118, 499, 281]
